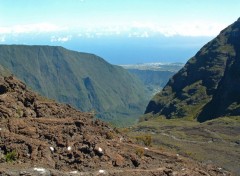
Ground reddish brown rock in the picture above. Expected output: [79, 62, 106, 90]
[0, 76, 232, 175]
[113, 154, 125, 167]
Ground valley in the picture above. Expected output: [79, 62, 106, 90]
[0, 6, 239, 174]
[122, 63, 183, 96]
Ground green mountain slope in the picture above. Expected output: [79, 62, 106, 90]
[0, 45, 148, 125]
[145, 18, 240, 122]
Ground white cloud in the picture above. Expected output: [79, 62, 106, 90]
[0, 23, 66, 34]
[74, 21, 226, 38]
[129, 21, 226, 37]
[0, 21, 227, 39]
[162, 23, 224, 37]
[50, 35, 72, 42]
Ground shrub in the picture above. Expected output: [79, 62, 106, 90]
[5, 151, 17, 162]
[136, 135, 152, 146]
[144, 135, 152, 146]
[135, 148, 144, 158]
[106, 131, 114, 139]
[119, 128, 130, 133]
[16, 108, 23, 118]
[185, 151, 193, 157]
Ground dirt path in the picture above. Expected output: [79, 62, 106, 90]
[136, 128, 233, 145]
[160, 132, 210, 144]
[203, 129, 227, 143]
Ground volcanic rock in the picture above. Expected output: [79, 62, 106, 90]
[0, 76, 231, 175]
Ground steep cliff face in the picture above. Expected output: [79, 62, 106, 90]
[0, 45, 148, 125]
[145, 18, 240, 121]
[197, 19, 240, 122]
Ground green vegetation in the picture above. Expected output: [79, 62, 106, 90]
[106, 131, 114, 139]
[135, 135, 152, 146]
[127, 69, 175, 97]
[135, 147, 144, 158]
[5, 151, 17, 162]
[15, 108, 23, 118]
[0, 45, 148, 126]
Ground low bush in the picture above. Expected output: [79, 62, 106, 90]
[135, 148, 144, 157]
[136, 135, 152, 146]
[5, 151, 17, 162]
[106, 131, 114, 139]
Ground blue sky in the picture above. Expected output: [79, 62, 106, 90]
[1, 0, 239, 35]
[0, 0, 239, 64]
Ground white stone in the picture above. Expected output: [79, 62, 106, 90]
[144, 147, 149, 150]
[49, 146, 54, 152]
[67, 146, 72, 151]
[98, 147, 103, 153]
[69, 171, 78, 174]
[33, 167, 46, 173]
[99, 169, 106, 174]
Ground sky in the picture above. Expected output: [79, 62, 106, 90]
[0, 0, 239, 64]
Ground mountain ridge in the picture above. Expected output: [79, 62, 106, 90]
[145, 18, 240, 122]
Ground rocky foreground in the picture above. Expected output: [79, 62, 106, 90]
[0, 76, 231, 175]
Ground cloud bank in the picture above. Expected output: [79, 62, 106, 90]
[0, 20, 227, 43]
